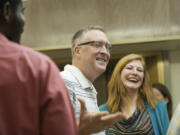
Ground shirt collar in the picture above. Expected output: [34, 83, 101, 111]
[64, 64, 94, 90]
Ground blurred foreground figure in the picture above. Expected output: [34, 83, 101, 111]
[167, 103, 180, 135]
[0, 0, 77, 134]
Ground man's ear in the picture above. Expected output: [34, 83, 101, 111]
[74, 46, 81, 56]
[2, 2, 12, 22]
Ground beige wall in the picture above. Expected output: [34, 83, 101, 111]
[21, 0, 180, 111]
[22, 0, 180, 49]
[168, 49, 180, 111]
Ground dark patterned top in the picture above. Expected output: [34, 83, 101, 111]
[107, 108, 154, 135]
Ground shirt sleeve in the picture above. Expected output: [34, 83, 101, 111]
[167, 103, 180, 135]
[62, 79, 77, 108]
[62, 79, 81, 121]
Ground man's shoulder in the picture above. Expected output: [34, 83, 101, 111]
[61, 69, 75, 81]
[60, 65, 78, 82]
[60, 69, 78, 87]
[16, 45, 59, 77]
[21, 45, 51, 62]
[61, 69, 72, 78]
[16, 45, 58, 72]
[1, 37, 56, 71]
[1, 37, 49, 62]
[4, 38, 49, 61]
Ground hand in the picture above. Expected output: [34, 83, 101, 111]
[77, 98, 125, 135]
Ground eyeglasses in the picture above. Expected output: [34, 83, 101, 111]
[77, 41, 112, 52]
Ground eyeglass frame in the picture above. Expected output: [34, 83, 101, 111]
[77, 41, 112, 52]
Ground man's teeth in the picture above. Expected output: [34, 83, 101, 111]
[96, 58, 105, 62]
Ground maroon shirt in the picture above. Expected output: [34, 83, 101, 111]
[0, 34, 77, 135]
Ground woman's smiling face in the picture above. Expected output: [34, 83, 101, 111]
[121, 60, 144, 92]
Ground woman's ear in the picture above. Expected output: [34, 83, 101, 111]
[2, 1, 12, 23]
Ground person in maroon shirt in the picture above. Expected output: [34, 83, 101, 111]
[0, 0, 77, 134]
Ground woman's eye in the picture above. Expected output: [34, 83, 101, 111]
[137, 68, 143, 72]
[125, 66, 132, 70]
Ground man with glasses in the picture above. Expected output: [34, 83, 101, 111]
[60, 26, 124, 135]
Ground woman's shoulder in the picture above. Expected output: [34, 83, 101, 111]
[146, 101, 169, 120]
[99, 104, 108, 110]
[145, 101, 167, 112]
[99, 104, 111, 113]
[145, 101, 166, 108]
[155, 101, 167, 108]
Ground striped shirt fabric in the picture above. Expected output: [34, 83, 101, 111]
[107, 109, 154, 135]
[60, 64, 105, 135]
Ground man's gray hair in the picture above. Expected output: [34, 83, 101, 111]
[71, 25, 105, 57]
